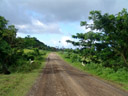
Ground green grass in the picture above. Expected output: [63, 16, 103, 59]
[0, 50, 49, 96]
[23, 49, 34, 53]
[58, 52, 128, 91]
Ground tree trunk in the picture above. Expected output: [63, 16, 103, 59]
[2, 64, 10, 74]
[2, 57, 10, 74]
[121, 53, 128, 66]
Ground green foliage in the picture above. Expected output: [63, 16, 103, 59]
[0, 16, 53, 74]
[8, 49, 47, 73]
[70, 53, 79, 62]
[34, 48, 40, 56]
[0, 52, 48, 96]
[66, 8, 128, 71]
[59, 53, 128, 90]
[63, 9, 128, 90]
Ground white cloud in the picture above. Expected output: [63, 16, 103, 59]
[61, 36, 71, 47]
[32, 19, 45, 26]
[1, 0, 127, 48]
[52, 40, 58, 45]
[16, 25, 28, 29]
[0, 0, 123, 25]
[16, 19, 62, 34]
[50, 36, 74, 48]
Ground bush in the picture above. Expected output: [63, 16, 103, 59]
[63, 52, 70, 58]
[8, 49, 44, 73]
[70, 54, 79, 62]
[85, 63, 128, 83]
[9, 60, 42, 73]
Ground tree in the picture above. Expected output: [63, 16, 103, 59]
[86, 8, 128, 66]
[0, 16, 12, 74]
[0, 16, 55, 74]
[67, 8, 128, 69]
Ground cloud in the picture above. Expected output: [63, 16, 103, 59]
[0, 0, 125, 24]
[0, 0, 127, 31]
[1, 0, 126, 35]
[15, 19, 62, 34]
[50, 36, 73, 48]
[0, 0, 128, 47]
[61, 36, 72, 47]
[26, 0, 118, 22]
[0, 0, 31, 25]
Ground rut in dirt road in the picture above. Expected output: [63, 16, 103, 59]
[26, 53, 128, 96]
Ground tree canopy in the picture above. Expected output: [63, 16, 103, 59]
[67, 8, 128, 70]
[0, 16, 54, 74]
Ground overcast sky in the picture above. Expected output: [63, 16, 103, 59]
[0, 0, 128, 48]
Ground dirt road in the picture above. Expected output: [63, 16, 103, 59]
[27, 53, 128, 96]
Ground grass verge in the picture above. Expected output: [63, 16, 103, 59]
[58, 52, 128, 91]
[0, 51, 49, 96]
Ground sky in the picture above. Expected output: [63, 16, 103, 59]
[0, 0, 128, 48]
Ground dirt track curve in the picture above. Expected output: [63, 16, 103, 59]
[26, 53, 128, 96]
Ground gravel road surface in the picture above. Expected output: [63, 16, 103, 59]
[26, 53, 128, 96]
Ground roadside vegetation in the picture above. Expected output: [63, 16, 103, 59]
[0, 16, 53, 95]
[59, 8, 128, 90]
[0, 16, 55, 74]
[0, 50, 49, 96]
[59, 52, 128, 90]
